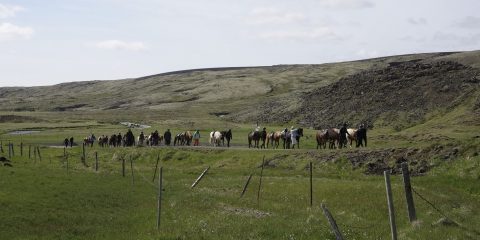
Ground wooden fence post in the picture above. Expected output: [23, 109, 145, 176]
[95, 152, 98, 171]
[20, 142, 23, 157]
[157, 167, 163, 230]
[384, 170, 398, 240]
[8, 143, 11, 158]
[28, 145, 31, 159]
[321, 204, 344, 240]
[257, 156, 265, 204]
[122, 157, 126, 177]
[11, 143, 14, 156]
[401, 162, 417, 222]
[0, 141, 3, 153]
[130, 156, 135, 185]
[152, 155, 160, 182]
[191, 166, 210, 188]
[82, 143, 86, 162]
[37, 147, 42, 161]
[240, 173, 253, 198]
[310, 161, 313, 207]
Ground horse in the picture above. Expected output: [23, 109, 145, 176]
[268, 131, 282, 149]
[260, 130, 267, 149]
[174, 133, 184, 146]
[281, 130, 291, 149]
[84, 135, 96, 147]
[220, 129, 232, 147]
[347, 128, 357, 147]
[248, 131, 261, 148]
[325, 128, 340, 149]
[210, 131, 222, 147]
[293, 128, 304, 149]
[266, 132, 274, 148]
[316, 129, 328, 149]
[109, 134, 117, 147]
[98, 135, 109, 147]
[184, 131, 193, 146]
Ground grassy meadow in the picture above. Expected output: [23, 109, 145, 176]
[1, 115, 479, 240]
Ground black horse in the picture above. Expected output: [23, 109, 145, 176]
[220, 129, 233, 147]
[248, 131, 261, 148]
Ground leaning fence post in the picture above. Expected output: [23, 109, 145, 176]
[401, 162, 417, 222]
[321, 203, 344, 240]
[191, 166, 210, 188]
[384, 170, 398, 240]
[257, 156, 265, 204]
[240, 173, 253, 198]
[152, 155, 160, 182]
[157, 167, 163, 230]
[37, 147, 42, 161]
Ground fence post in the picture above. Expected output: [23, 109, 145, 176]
[130, 156, 135, 185]
[8, 143, 11, 158]
[37, 147, 42, 161]
[310, 161, 313, 207]
[0, 141, 3, 153]
[157, 167, 163, 230]
[240, 173, 253, 198]
[122, 157, 126, 177]
[191, 166, 210, 188]
[152, 155, 160, 182]
[384, 170, 398, 240]
[20, 142, 23, 157]
[95, 152, 98, 171]
[401, 162, 417, 222]
[29, 145, 31, 159]
[257, 156, 265, 204]
[11, 143, 14, 156]
[321, 203, 344, 240]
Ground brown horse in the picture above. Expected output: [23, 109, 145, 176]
[248, 131, 261, 148]
[316, 130, 328, 149]
[347, 128, 357, 147]
[326, 128, 340, 149]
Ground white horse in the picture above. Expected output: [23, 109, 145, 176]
[347, 128, 357, 147]
[209, 131, 222, 147]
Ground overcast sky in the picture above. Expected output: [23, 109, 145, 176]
[1, 0, 479, 87]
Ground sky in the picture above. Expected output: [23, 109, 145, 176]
[1, 0, 480, 87]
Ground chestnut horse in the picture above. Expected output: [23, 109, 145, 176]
[248, 131, 261, 148]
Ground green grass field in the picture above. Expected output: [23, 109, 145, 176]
[1, 118, 479, 240]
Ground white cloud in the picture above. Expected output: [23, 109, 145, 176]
[94, 40, 148, 51]
[454, 16, 480, 29]
[433, 32, 480, 46]
[259, 27, 340, 41]
[247, 8, 307, 25]
[319, 0, 374, 9]
[0, 22, 34, 41]
[408, 17, 427, 25]
[0, 4, 24, 19]
[356, 49, 379, 58]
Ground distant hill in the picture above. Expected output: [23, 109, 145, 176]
[1, 51, 479, 128]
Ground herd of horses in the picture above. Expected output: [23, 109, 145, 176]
[78, 126, 366, 150]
